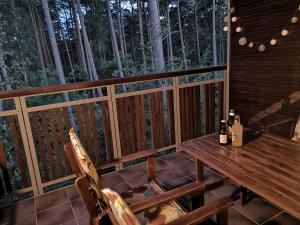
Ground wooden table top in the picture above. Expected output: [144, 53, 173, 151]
[179, 133, 300, 219]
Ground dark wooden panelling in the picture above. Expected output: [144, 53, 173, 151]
[230, 0, 300, 138]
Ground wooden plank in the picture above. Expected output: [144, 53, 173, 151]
[167, 90, 175, 145]
[62, 107, 71, 140]
[196, 86, 201, 137]
[205, 84, 211, 134]
[158, 92, 165, 147]
[140, 95, 147, 150]
[32, 111, 49, 181]
[123, 97, 133, 154]
[7, 116, 28, 187]
[88, 103, 101, 165]
[75, 105, 85, 147]
[129, 96, 137, 153]
[192, 86, 198, 138]
[100, 101, 113, 162]
[48, 111, 63, 178]
[211, 84, 216, 132]
[134, 95, 142, 151]
[116, 99, 125, 156]
[0, 141, 7, 167]
[82, 104, 93, 158]
[0, 66, 226, 99]
[149, 93, 157, 149]
[184, 87, 190, 140]
[55, 109, 70, 175]
[40, 111, 56, 179]
[219, 82, 224, 122]
[179, 88, 186, 141]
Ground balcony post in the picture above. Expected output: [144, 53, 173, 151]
[173, 77, 181, 151]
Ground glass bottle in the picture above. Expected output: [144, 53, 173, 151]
[232, 114, 243, 147]
[227, 109, 235, 144]
[219, 120, 228, 145]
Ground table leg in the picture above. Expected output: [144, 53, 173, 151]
[191, 159, 204, 210]
[240, 187, 247, 205]
[217, 208, 229, 225]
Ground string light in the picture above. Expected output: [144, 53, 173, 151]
[291, 16, 298, 23]
[258, 44, 266, 52]
[281, 29, 289, 36]
[236, 26, 242, 32]
[223, 2, 299, 53]
[238, 37, 247, 46]
[270, 39, 277, 46]
[231, 17, 237, 22]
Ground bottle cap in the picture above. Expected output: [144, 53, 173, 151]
[221, 120, 226, 122]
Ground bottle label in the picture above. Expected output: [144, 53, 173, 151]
[220, 134, 227, 144]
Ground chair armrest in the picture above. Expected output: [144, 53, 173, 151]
[165, 197, 233, 225]
[130, 181, 205, 213]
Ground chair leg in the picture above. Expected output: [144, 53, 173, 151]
[216, 208, 229, 225]
[240, 187, 247, 206]
[190, 189, 204, 210]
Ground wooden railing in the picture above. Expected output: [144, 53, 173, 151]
[0, 66, 227, 197]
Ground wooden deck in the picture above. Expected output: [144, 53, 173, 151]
[1, 152, 300, 225]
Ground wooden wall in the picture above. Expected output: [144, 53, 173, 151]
[229, 0, 300, 138]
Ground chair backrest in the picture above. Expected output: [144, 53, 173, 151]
[101, 188, 140, 225]
[68, 128, 103, 199]
[292, 116, 300, 142]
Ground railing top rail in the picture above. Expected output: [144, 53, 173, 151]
[0, 66, 226, 99]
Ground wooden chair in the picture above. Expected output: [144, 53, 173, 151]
[64, 128, 232, 224]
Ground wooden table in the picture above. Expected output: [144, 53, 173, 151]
[179, 133, 300, 219]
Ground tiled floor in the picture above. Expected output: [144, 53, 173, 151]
[1, 152, 299, 225]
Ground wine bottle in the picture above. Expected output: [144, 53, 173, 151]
[232, 115, 243, 147]
[219, 120, 228, 145]
[227, 109, 235, 144]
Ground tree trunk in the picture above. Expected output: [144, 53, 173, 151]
[148, 0, 165, 73]
[71, 0, 88, 74]
[116, 0, 125, 59]
[167, 4, 174, 70]
[137, 0, 147, 72]
[212, 0, 218, 66]
[177, 0, 187, 69]
[106, 0, 124, 78]
[194, 2, 201, 65]
[41, 0, 76, 128]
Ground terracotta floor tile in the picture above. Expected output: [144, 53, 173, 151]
[234, 197, 282, 224]
[111, 182, 132, 194]
[37, 203, 74, 225]
[210, 184, 240, 199]
[0, 198, 35, 224]
[263, 212, 300, 225]
[35, 189, 68, 212]
[188, 168, 224, 185]
[160, 152, 191, 165]
[228, 208, 257, 225]
[76, 215, 90, 225]
[155, 167, 186, 186]
[2, 214, 36, 225]
[65, 185, 80, 201]
[71, 198, 88, 219]
[119, 165, 148, 188]
[61, 220, 78, 225]
[162, 176, 193, 190]
[101, 171, 125, 188]
[174, 160, 196, 176]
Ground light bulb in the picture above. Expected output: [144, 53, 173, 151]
[230, 7, 235, 14]
[236, 27, 242, 32]
[270, 39, 277, 46]
[239, 37, 247, 46]
[231, 17, 237, 22]
[224, 16, 229, 23]
[281, 29, 288, 36]
[248, 42, 254, 48]
[223, 26, 229, 32]
[258, 44, 266, 52]
[291, 16, 298, 23]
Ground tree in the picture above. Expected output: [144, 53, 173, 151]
[148, 0, 165, 73]
[167, 2, 174, 70]
[177, 0, 188, 69]
[212, 0, 218, 66]
[137, 0, 147, 71]
[106, 0, 124, 78]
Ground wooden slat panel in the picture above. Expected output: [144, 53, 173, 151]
[196, 86, 201, 137]
[75, 105, 85, 147]
[55, 109, 70, 174]
[205, 84, 213, 134]
[63, 107, 71, 140]
[0, 141, 7, 167]
[167, 90, 175, 145]
[123, 97, 133, 154]
[149, 93, 157, 149]
[48, 111, 63, 178]
[210, 84, 216, 133]
[218, 82, 224, 122]
[158, 92, 165, 147]
[40, 111, 56, 179]
[184, 88, 190, 140]
[8, 116, 28, 187]
[134, 95, 142, 151]
[82, 104, 93, 158]
[117, 98, 126, 156]
[140, 95, 147, 150]
[100, 101, 113, 161]
[88, 103, 101, 165]
[32, 111, 49, 181]
[179, 88, 186, 141]
[129, 96, 137, 153]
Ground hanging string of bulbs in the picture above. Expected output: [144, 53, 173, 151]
[223, 2, 300, 52]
